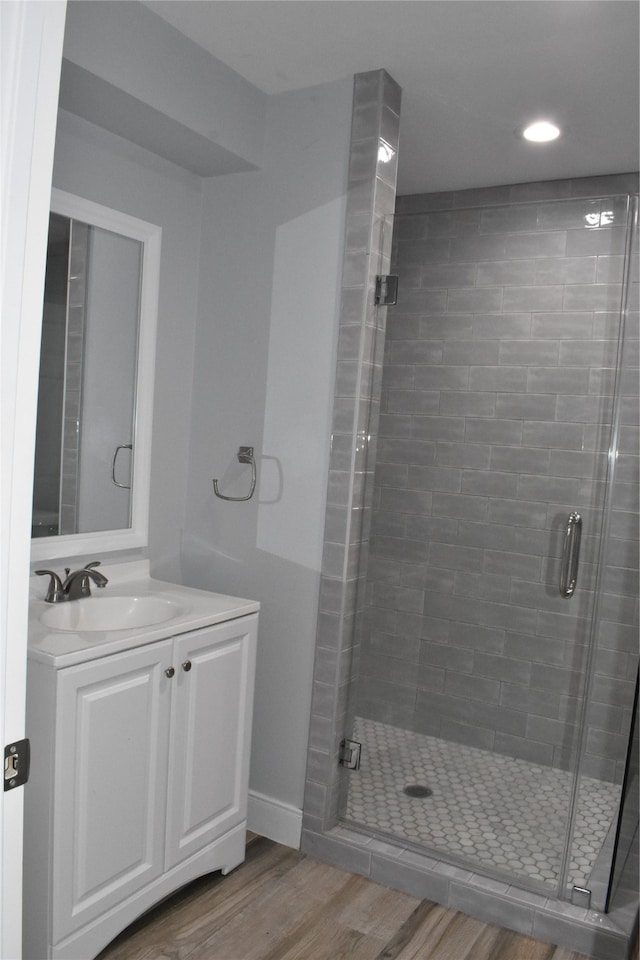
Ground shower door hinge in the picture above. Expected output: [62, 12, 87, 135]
[4, 738, 30, 791]
[571, 886, 592, 909]
[339, 738, 361, 770]
[375, 275, 398, 306]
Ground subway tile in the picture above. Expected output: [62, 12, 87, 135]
[498, 340, 560, 366]
[586, 727, 630, 761]
[472, 313, 532, 338]
[374, 536, 428, 563]
[535, 257, 597, 285]
[558, 338, 618, 367]
[482, 549, 542, 581]
[465, 419, 523, 445]
[429, 541, 484, 572]
[419, 640, 474, 673]
[390, 339, 445, 363]
[490, 446, 551, 475]
[468, 701, 528, 737]
[555, 394, 612, 424]
[476, 259, 536, 286]
[480, 204, 540, 233]
[406, 515, 459, 543]
[378, 438, 436, 464]
[469, 366, 528, 392]
[527, 366, 590, 395]
[439, 719, 495, 750]
[450, 234, 507, 261]
[494, 732, 554, 766]
[522, 421, 586, 450]
[460, 470, 519, 498]
[500, 682, 563, 720]
[414, 365, 470, 391]
[444, 670, 501, 703]
[420, 262, 477, 287]
[440, 392, 496, 417]
[448, 621, 506, 653]
[385, 316, 420, 340]
[382, 365, 416, 390]
[375, 462, 409, 486]
[411, 416, 466, 442]
[526, 714, 578, 747]
[447, 287, 503, 314]
[436, 440, 492, 468]
[420, 312, 473, 342]
[503, 285, 564, 313]
[379, 487, 432, 515]
[432, 492, 489, 521]
[453, 571, 512, 603]
[443, 340, 500, 364]
[566, 225, 628, 257]
[396, 287, 448, 313]
[455, 521, 518, 551]
[474, 651, 533, 685]
[408, 464, 462, 492]
[395, 238, 452, 264]
[506, 231, 567, 259]
[504, 631, 565, 666]
[537, 197, 603, 229]
[548, 450, 602, 479]
[415, 688, 470, 724]
[487, 499, 548, 528]
[517, 474, 599, 504]
[387, 389, 440, 414]
[564, 283, 623, 312]
[496, 393, 558, 421]
[378, 413, 413, 437]
[531, 312, 594, 339]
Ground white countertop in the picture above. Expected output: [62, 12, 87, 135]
[28, 560, 259, 668]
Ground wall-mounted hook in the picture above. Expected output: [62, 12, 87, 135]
[212, 446, 257, 501]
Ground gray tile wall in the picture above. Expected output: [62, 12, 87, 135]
[302, 70, 401, 835]
[356, 177, 639, 781]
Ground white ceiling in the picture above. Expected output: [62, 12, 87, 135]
[143, 0, 639, 195]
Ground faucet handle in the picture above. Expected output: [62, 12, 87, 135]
[85, 561, 102, 570]
[35, 569, 64, 603]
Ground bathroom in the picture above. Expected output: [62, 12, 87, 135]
[2, 2, 638, 958]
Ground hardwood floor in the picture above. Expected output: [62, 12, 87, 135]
[95, 836, 601, 960]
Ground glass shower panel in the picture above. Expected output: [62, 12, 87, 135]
[564, 196, 639, 907]
[343, 193, 634, 897]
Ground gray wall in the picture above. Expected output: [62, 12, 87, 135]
[182, 79, 353, 828]
[357, 175, 639, 782]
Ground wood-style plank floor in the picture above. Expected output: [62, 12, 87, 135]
[95, 836, 603, 960]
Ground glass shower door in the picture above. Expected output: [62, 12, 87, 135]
[344, 192, 637, 898]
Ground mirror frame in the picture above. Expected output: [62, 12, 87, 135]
[31, 189, 161, 561]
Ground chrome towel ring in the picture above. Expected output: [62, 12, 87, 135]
[213, 446, 257, 501]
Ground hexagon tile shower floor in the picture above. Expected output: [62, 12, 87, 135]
[346, 717, 620, 890]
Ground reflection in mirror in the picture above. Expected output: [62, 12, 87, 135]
[31, 190, 161, 562]
[33, 214, 141, 538]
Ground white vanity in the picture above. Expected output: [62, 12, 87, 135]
[24, 561, 259, 960]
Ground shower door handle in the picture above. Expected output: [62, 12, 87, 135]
[559, 511, 582, 599]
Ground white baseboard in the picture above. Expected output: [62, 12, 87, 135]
[247, 790, 302, 849]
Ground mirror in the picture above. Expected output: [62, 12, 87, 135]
[31, 189, 161, 561]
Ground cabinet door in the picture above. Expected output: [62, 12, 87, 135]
[52, 640, 173, 943]
[166, 615, 258, 869]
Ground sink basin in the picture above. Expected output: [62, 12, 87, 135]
[40, 595, 184, 632]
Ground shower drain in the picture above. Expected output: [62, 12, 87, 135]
[403, 784, 433, 798]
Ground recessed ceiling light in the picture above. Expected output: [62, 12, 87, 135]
[522, 120, 561, 143]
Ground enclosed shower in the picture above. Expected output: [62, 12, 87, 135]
[342, 185, 639, 914]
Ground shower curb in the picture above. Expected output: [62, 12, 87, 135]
[300, 824, 638, 960]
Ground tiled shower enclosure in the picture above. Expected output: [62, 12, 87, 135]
[302, 69, 638, 960]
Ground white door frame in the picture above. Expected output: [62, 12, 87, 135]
[0, 3, 66, 957]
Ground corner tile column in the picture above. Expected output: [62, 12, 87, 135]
[302, 70, 401, 840]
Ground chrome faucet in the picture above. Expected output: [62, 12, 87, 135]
[36, 561, 109, 602]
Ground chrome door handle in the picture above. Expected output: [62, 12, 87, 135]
[559, 511, 582, 599]
[111, 443, 133, 488]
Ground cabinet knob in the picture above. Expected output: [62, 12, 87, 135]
[182, 660, 192, 672]
[164, 667, 175, 678]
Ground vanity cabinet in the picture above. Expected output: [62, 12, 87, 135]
[24, 613, 258, 960]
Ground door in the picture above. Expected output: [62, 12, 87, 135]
[165, 616, 258, 869]
[53, 641, 173, 943]
[0, 4, 65, 958]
